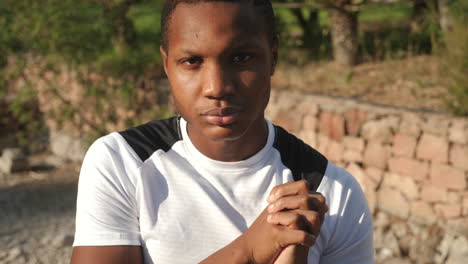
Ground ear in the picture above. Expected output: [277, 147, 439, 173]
[160, 46, 169, 76]
[270, 35, 279, 76]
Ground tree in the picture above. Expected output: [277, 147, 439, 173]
[437, 0, 454, 32]
[321, 0, 365, 66]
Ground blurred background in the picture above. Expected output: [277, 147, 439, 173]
[0, 0, 467, 263]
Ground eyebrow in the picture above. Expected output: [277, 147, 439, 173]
[178, 40, 265, 55]
[230, 39, 265, 50]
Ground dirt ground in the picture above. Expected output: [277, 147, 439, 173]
[273, 55, 449, 113]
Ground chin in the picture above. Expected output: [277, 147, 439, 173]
[204, 126, 246, 142]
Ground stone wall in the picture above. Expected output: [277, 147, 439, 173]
[266, 89, 468, 264]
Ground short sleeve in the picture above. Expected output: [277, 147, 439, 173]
[73, 136, 141, 246]
[319, 165, 374, 264]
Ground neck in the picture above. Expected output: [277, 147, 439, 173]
[187, 119, 268, 162]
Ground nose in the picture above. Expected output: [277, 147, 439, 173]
[202, 62, 235, 100]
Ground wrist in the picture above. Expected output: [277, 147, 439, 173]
[231, 234, 253, 264]
[200, 234, 252, 264]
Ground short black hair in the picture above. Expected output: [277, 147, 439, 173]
[160, 0, 276, 51]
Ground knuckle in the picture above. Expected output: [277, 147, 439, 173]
[290, 221, 299, 229]
[293, 214, 302, 226]
[299, 230, 308, 243]
[317, 193, 326, 204]
[308, 211, 319, 223]
[299, 180, 309, 191]
[271, 186, 279, 195]
[305, 196, 314, 209]
[276, 198, 284, 208]
[272, 186, 283, 197]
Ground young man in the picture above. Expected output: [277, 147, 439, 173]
[71, 0, 374, 263]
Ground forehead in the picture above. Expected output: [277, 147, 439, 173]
[166, 2, 268, 51]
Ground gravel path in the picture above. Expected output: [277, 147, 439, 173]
[0, 165, 79, 264]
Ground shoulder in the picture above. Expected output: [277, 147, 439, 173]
[118, 116, 182, 162]
[319, 162, 369, 216]
[80, 116, 182, 186]
[84, 131, 140, 169]
[320, 162, 360, 193]
[317, 162, 374, 263]
[272, 124, 328, 191]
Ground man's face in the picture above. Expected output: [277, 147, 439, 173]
[161, 1, 277, 141]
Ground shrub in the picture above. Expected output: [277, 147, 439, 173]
[15, 57, 172, 145]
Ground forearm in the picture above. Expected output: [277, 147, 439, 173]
[273, 246, 309, 264]
[200, 236, 251, 264]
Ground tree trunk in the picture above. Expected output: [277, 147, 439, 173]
[328, 6, 359, 66]
[438, 0, 453, 32]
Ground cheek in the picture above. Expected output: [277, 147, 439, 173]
[240, 69, 269, 88]
[240, 70, 271, 102]
[169, 70, 200, 113]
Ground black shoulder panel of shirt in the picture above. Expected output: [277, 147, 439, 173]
[119, 117, 327, 191]
[118, 116, 182, 162]
[273, 125, 328, 192]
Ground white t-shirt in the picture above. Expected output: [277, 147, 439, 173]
[73, 117, 374, 264]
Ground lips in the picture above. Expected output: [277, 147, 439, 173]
[201, 107, 241, 126]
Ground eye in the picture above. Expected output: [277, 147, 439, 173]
[233, 54, 252, 64]
[180, 56, 202, 66]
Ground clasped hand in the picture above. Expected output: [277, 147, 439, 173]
[242, 180, 329, 264]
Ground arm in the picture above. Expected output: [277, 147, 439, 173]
[71, 138, 142, 263]
[273, 246, 309, 264]
[70, 246, 143, 264]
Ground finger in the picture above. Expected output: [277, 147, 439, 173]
[268, 193, 328, 214]
[267, 211, 309, 231]
[309, 193, 328, 215]
[267, 180, 309, 203]
[297, 210, 322, 235]
[268, 210, 322, 235]
[312, 192, 329, 213]
[275, 226, 317, 248]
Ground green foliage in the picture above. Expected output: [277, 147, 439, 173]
[7, 81, 47, 152]
[449, 0, 468, 22]
[1, 0, 163, 73]
[1, 0, 168, 146]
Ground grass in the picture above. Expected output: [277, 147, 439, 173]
[359, 3, 412, 24]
